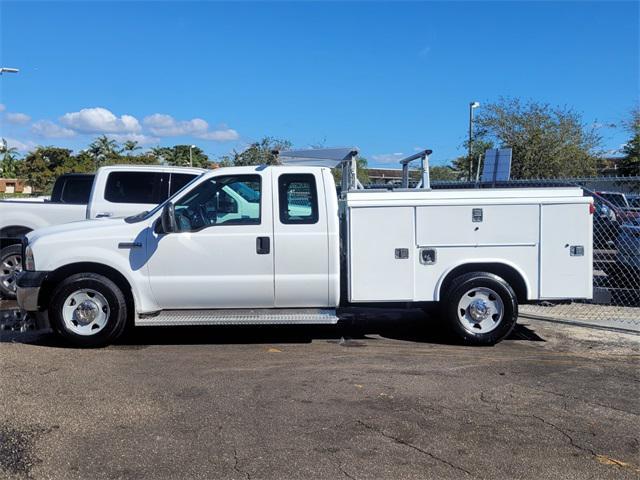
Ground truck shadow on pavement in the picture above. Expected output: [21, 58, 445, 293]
[0, 305, 545, 348]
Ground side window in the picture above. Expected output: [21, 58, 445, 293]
[173, 175, 261, 232]
[278, 174, 318, 224]
[54, 176, 94, 204]
[105, 172, 162, 204]
[169, 173, 198, 196]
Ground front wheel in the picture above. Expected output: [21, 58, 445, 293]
[49, 273, 129, 347]
[441, 272, 518, 346]
[0, 244, 23, 299]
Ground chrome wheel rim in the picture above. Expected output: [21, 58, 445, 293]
[61, 289, 110, 336]
[1, 253, 22, 292]
[457, 287, 504, 334]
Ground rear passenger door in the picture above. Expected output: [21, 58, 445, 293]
[272, 170, 330, 307]
[89, 171, 165, 219]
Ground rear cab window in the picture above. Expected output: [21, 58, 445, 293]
[104, 171, 164, 204]
[51, 175, 95, 204]
[277, 173, 319, 224]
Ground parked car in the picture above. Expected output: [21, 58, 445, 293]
[596, 191, 640, 223]
[0, 165, 204, 298]
[614, 218, 640, 279]
[16, 149, 593, 347]
[584, 189, 620, 250]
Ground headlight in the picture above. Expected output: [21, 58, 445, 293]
[24, 245, 35, 271]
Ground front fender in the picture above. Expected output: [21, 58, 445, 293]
[34, 241, 159, 314]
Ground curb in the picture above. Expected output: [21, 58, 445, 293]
[520, 313, 640, 336]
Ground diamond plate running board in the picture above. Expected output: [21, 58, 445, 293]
[136, 308, 339, 327]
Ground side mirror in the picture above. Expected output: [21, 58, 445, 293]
[161, 202, 178, 233]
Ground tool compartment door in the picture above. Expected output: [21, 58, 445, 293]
[348, 206, 414, 301]
[540, 203, 593, 299]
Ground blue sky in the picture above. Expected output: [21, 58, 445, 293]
[1, 1, 638, 167]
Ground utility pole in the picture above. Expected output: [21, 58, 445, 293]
[189, 145, 195, 167]
[468, 101, 480, 181]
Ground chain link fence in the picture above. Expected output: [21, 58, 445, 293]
[368, 175, 640, 327]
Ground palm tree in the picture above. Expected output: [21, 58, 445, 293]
[0, 140, 20, 178]
[88, 135, 119, 167]
[122, 140, 141, 155]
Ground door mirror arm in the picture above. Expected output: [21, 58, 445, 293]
[160, 202, 178, 233]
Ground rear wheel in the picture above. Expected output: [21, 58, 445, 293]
[442, 272, 518, 346]
[0, 244, 22, 299]
[49, 273, 128, 347]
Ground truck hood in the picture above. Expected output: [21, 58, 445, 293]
[26, 218, 130, 243]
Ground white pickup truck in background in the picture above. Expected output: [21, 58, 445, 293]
[1, 165, 204, 298]
[15, 148, 593, 347]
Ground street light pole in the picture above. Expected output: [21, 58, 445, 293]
[189, 145, 195, 167]
[0, 67, 19, 75]
[468, 101, 480, 181]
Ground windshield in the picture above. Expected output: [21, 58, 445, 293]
[124, 172, 205, 223]
[629, 197, 640, 209]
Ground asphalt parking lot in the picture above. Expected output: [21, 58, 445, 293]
[1, 300, 639, 480]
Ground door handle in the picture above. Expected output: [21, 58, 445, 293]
[118, 242, 142, 249]
[96, 212, 113, 218]
[256, 236, 270, 255]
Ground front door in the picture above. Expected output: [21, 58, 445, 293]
[146, 170, 274, 309]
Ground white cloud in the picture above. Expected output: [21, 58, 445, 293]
[4, 137, 36, 152]
[143, 113, 239, 141]
[197, 128, 240, 141]
[143, 114, 208, 136]
[372, 152, 405, 164]
[60, 107, 141, 134]
[0, 104, 5, 112]
[5, 112, 31, 124]
[108, 133, 159, 145]
[31, 120, 76, 138]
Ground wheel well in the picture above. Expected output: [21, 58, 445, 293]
[439, 263, 528, 303]
[39, 263, 135, 317]
[1, 226, 32, 249]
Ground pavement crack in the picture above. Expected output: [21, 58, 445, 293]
[357, 420, 474, 477]
[232, 447, 251, 480]
[529, 415, 597, 456]
[338, 464, 357, 480]
[538, 389, 640, 417]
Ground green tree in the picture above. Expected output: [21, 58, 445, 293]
[88, 135, 120, 167]
[429, 165, 460, 181]
[121, 140, 141, 155]
[619, 107, 640, 176]
[0, 140, 21, 178]
[472, 98, 601, 179]
[232, 137, 292, 166]
[331, 156, 370, 185]
[22, 147, 74, 192]
[151, 145, 209, 168]
[451, 138, 495, 180]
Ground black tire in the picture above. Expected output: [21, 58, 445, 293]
[0, 244, 23, 300]
[441, 272, 518, 346]
[49, 273, 128, 347]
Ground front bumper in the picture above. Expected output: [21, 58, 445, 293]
[16, 271, 48, 312]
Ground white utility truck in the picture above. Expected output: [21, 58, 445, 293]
[0, 165, 204, 298]
[16, 149, 593, 347]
